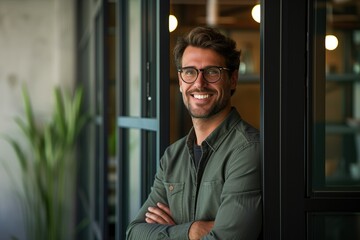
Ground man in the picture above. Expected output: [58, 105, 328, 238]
[126, 26, 262, 240]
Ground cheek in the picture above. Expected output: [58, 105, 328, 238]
[218, 81, 233, 96]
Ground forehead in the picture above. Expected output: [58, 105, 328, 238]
[182, 46, 226, 67]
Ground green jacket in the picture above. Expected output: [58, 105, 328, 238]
[126, 108, 262, 240]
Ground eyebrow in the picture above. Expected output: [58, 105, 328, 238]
[180, 65, 223, 69]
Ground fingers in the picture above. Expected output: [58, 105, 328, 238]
[146, 206, 175, 225]
[156, 202, 172, 216]
[145, 203, 175, 225]
[145, 216, 156, 224]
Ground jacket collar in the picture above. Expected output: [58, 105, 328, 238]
[186, 107, 242, 152]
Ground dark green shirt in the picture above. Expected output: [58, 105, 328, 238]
[126, 108, 262, 240]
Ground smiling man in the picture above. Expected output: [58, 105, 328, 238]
[126, 26, 262, 240]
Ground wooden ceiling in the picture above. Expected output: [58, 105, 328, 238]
[331, 0, 360, 29]
[171, 0, 260, 30]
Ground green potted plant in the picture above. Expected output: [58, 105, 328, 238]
[3, 85, 90, 240]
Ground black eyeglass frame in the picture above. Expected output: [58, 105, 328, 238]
[177, 66, 231, 84]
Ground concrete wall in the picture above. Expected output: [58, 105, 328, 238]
[0, 0, 75, 239]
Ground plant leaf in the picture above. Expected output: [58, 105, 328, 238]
[2, 135, 28, 171]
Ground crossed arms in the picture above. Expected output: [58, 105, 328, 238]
[146, 202, 214, 240]
[126, 143, 262, 239]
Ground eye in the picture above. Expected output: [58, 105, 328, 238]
[183, 68, 196, 76]
[205, 67, 220, 76]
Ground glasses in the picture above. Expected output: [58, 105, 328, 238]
[178, 66, 230, 84]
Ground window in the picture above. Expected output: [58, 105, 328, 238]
[116, 1, 170, 239]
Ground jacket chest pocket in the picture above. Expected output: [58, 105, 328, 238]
[196, 180, 223, 220]
[164, 182, 184, 224]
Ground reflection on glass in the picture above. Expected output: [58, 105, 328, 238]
[309, 213, 360, 240]
[127, 0, 141, 117]
[313, 0, 360, 188]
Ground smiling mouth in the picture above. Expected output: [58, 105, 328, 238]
[192, 94, 210, 99]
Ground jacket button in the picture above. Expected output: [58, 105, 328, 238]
[169, 185, 174, 191]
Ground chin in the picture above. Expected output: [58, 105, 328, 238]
[189, 109, 219, 119]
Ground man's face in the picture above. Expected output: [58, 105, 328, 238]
[178, 46, 237, 119]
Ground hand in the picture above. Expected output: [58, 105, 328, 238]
[145, 202, 176, 225]
[188, 220, 214, 240]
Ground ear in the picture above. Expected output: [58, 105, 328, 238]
[178, 72, 183, 92]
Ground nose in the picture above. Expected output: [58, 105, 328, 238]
[193, 71, 207, 88]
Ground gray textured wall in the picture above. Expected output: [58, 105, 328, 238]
[0, 1, 75, 239]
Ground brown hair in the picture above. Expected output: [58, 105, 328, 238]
[173, 26, 241, 73]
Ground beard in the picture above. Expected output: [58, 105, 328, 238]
[185, 95, 230, 119]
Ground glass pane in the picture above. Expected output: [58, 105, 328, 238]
[127, 129, 141, 222]
[95, 12, 103, 119]
[127, 0, 142, 117]
[309, 213, 360, 240]
[312, 0, 360, 188]
[107, 1, 117, 236]
[144, 130, 157, 196]
[78, 0, 90, 39]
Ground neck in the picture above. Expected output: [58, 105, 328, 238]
[192, 106, 232, 145]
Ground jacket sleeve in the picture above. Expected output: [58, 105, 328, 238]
[126, 157, 193, 240]
[203, 142, 262, 240]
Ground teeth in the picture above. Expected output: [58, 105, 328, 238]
[193, 94, 209, 99]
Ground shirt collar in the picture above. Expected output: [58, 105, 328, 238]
[186, 107, 242, 152]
